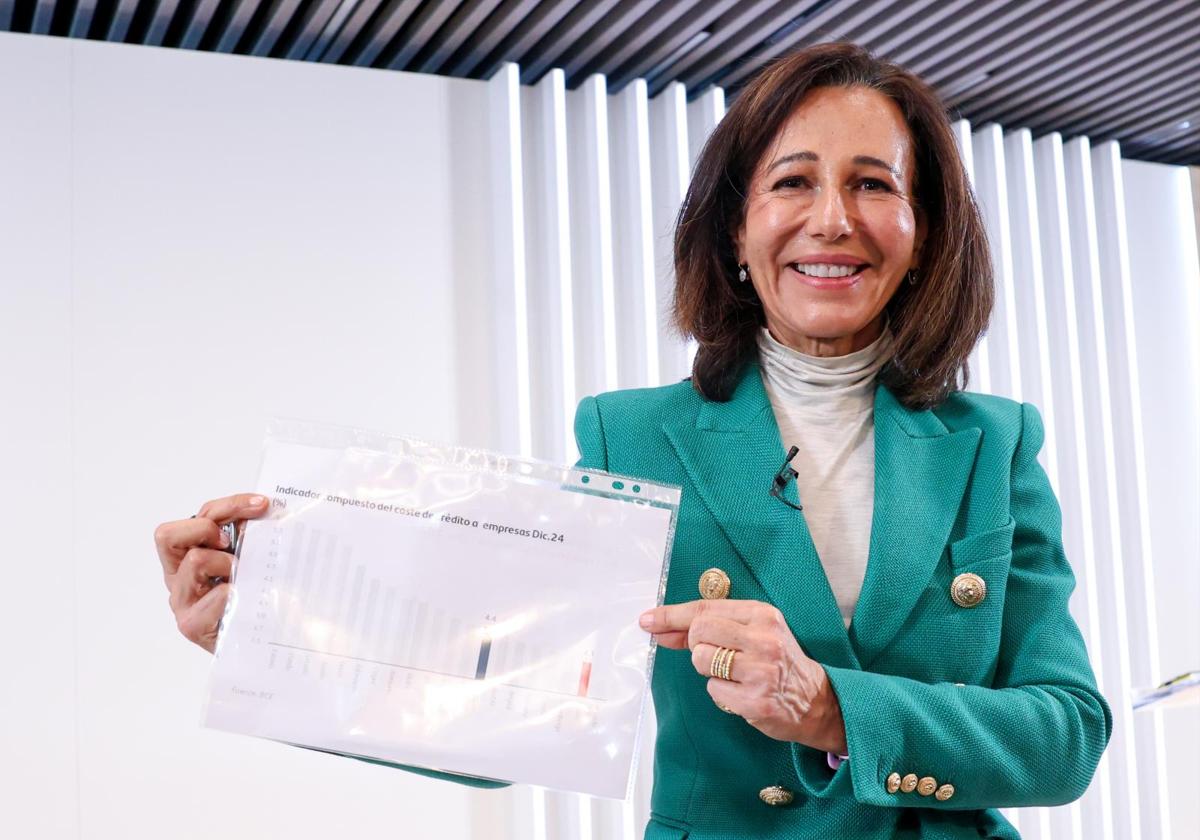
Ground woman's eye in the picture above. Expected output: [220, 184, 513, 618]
[858, 178, 891, 192]
[773, 176, 810, 190]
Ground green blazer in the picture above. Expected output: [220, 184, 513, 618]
[370, 360, 1112, 839]
[569, 361, 1111, 839]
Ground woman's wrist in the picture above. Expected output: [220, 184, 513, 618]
[798, 664, 848, 755]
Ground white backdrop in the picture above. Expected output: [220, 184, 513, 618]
[2, 29, 1197, 840]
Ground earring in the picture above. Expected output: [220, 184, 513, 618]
[906, 268, 919, 285]
[738, 263, 749, 283]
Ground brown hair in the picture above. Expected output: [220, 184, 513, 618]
[672, 42, 992, 410]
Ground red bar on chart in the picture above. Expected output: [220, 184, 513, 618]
[577, 655, 592, 697]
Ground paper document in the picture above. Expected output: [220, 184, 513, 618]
[1133, 670, 1200, 711]
[202, 419, 679, 799]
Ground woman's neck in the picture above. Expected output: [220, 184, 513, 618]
[765, 315, 886, 357]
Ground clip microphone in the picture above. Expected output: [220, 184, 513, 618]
[769, 445, 803, 511]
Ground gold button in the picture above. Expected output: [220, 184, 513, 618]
[950, 572, 986, 608]
[758, 785, 794, 806]
[935, 783, 955, 801]
[885, 772, 902, 793]
[699, 568, 731, 600]
[917, 776, 937, 796]
[900, 773, 918, 793]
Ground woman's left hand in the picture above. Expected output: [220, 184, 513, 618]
[639, 599, 848, 755]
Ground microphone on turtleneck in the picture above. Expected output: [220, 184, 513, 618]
[769, 446, 803, 511]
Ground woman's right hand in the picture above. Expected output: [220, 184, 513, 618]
[154, 493, 270, 653]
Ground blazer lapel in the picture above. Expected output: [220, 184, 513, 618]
[848, 382, 981, 667]
[662, 361, 859, 670]
[662, 360, 981, 673]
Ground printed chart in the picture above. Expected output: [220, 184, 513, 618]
[204, 432, 678, 799]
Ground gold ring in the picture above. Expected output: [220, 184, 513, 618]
[708, 646, 724, 678]
[708, 646, 737, 681]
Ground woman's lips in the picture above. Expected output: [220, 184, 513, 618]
[788, 263, 866, 289]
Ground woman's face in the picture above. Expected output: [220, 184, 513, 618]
[734, 85, 925, 356]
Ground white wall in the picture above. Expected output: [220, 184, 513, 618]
[2, 28, 1198, 840]
[0, 30, 496, 840]
[1121, 158, 1200, 839]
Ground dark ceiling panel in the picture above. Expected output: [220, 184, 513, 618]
[381, 0, 461, 70]
[1, 0, 1195, 164]
[442, 0, 540, 76]
[603, 0, 741, 90]
[69, 0, 97, 37]
[644, 0, 814, 95]
[143, 0, 178, 47]
[249, 0, 302, 56]
[284, 0, 341, 60]
[943, 0, 1172, 112]
[712, 0, 900, 90]
[412, 0, 505, 74]
[319, 0, 386, 64]
[555, 0, 659, 81]
[987, 25, 1198, 128]
[31, 0, 53, 35]
[516, 0, 621, 83]
[467, 0, 575, 79]
[346, 0, 420, 67]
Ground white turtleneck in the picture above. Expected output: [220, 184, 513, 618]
[755, 321, 895, 629]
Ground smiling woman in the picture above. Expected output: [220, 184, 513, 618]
[735, 86, 924, 356]
[676, 43, 992, 409]
[576, 42, 1110, 840]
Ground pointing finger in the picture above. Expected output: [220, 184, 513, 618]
[639, 599, 762, 634]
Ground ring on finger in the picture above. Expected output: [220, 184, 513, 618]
[708, 646, 737, 681]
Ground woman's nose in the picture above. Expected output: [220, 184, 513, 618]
[806, 186, 853, 240]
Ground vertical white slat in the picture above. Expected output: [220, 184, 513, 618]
[486, 63, 533, 458]
[648, 81, 691, 385]
[1090, 140, 1170, 840]
[557, 70, 631, 840]
[608, 78, 660, 390]
[1000, 127, 1055, 840]
[1031, 133, 1103, 840]
[969, 127, 1023, 836]
[950, 119, 991, 394]
[567, 74, 619, 400]
[1004, 129, 1059, 485]
[486, 61, 544, 840]
[588, 92, 652, 840]
[971, 124, 1021, 401]
[686, 86, 725, 169]
[520, 69, 576, 462]
[1062, 136, 1140, 840]
[968, 125, 1023, 840]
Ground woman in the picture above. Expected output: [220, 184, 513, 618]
[155, 43, 1110, 839]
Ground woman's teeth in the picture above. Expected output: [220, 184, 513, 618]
[791, 263, 864, 278]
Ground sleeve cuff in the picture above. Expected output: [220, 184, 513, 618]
[790, 741, 855, 798]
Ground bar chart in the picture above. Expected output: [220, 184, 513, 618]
[204, 432, 677, 797]
[260, 519, 603, 709]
